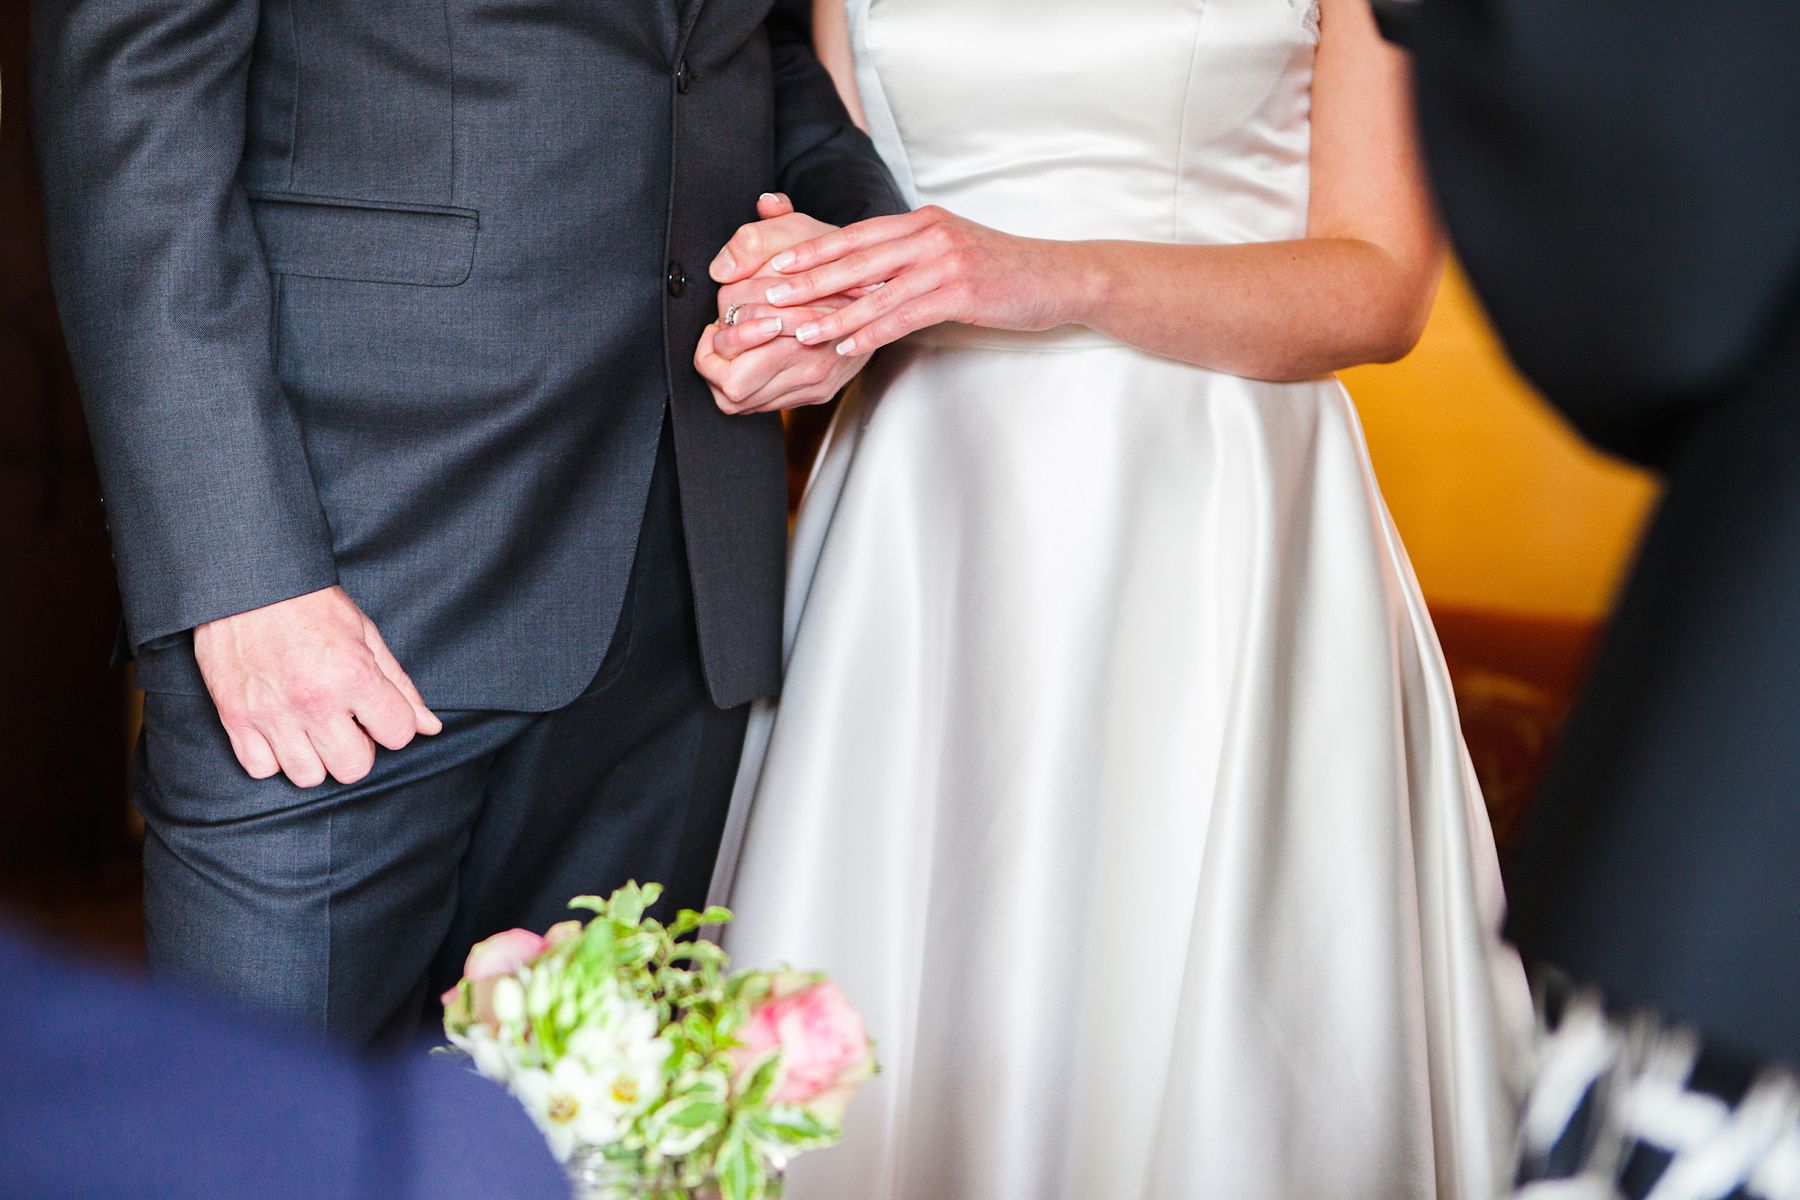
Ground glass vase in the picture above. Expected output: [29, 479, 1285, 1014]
[566, 1148, 785, 1200]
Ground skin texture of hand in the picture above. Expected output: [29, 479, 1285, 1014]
[757, 205, 1078, 358]
[193, 585, 443, 788]
[696, 192, 874, 413]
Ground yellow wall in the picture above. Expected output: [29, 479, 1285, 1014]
[1343, 265, 1660, 622]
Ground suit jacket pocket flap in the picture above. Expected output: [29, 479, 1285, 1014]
[249, 193, 479, 287]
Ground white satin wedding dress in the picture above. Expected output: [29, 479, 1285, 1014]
[711, 1, 1531, 1197]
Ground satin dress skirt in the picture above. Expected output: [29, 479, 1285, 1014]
[712, 328, 1531, 1200]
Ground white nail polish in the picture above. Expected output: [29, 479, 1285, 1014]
[771, 251, 797, 272]
[761, 317, 784, 335]
[795, 322, 822, 343]
[765, 284, 792, 304]
[836, 338, 858, 357]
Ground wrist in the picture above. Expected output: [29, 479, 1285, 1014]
[1046, 241, 1115, 330]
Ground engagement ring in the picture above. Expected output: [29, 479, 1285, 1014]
[723, 302, 746, 327]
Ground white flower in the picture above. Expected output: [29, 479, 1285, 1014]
[449, 1025, 517, 1084]
[509, 1058, 625, 1163]
[490, 976, 528, 1027]
[565, 995, 674, 1125]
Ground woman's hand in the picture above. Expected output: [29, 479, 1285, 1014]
[695, 307, 872, 414]
[757, 206, 1086, 357]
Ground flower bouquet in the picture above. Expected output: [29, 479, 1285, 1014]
[440, 882, 875, 1200]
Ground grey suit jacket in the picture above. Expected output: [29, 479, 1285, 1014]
[31, 0, 905, 711]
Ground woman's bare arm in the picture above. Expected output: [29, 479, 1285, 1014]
[812, 0, 867, 130]
[746, 0, 1444, 384]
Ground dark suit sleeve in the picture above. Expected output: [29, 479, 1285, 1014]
[764, 0, 909, 226]
[30, 0, 339, 648]
[0, 928, 569, 1200]
[1410, 0, 1800, 464]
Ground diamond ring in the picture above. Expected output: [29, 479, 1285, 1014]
[723, 302, 746, 328]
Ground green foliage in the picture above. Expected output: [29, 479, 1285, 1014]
[445, 883, 817, 1196]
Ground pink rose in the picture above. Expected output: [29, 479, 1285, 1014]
[543, 920, 584, 949]
[733, 973, 877, 1120]
[441, 928, 546, 1031]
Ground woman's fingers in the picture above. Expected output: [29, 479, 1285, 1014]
[767, 209, 935, 275]
[791, 267, 938, 348]
[756, 191, 794, 219]
[712, 310, 789, 359]
[827, 297, 948, 358]
[713, 304, 842, 359]
[762, 236, 920, 308]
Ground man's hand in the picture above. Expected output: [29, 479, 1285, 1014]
[193, 586, 443, 788]
[708, 192, 836, 285]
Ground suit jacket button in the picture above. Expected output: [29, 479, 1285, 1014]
[667, 260, 687, 298]
[676, 58, 693, 94]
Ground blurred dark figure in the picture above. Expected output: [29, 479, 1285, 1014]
[0, 922, 569, 1200]
[1393, 0, 1800, 1194]
[1, 0, 137, 906]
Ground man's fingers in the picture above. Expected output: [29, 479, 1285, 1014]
[268, 726, 329, 790]
[310, 715, 379, 786]
[222, 723, 281, 780]
[716, 208, 837, 283]
[362, 621, 442, 735]
[348, 675, 419, 753]
[711, 209, 821, 283]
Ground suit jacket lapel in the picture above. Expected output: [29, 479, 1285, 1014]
[675, 0, 711, 53]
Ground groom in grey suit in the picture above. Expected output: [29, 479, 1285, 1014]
[30, 0, 903, 1044]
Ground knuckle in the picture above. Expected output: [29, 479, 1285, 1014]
[333, 758, 374, 787]
[288, 681, 331, 716]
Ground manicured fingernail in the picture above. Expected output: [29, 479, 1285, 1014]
[712, 250, 736, 276]
[866, 280, 886, 290]
[795, 322, 822, 344]
[836, 338, 858, 356]
[759, 192, 779, 203]
[759, 317, 784, 336]
[771, 251, 797, 272]
[765, 283, 793, 304]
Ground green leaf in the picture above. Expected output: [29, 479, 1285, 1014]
[745, 1105, 840, 1154]
[714, 1125, 765, 1200]
[737, 1049, 783, 1109]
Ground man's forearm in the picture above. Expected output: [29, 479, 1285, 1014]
[31, 0, 338, 646]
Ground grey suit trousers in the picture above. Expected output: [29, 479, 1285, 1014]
[134, 422, 748, 1045]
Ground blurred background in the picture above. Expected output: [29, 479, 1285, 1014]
[0, 11, 1658, 966]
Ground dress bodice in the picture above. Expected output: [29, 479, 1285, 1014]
[848, 0, 1321, 246]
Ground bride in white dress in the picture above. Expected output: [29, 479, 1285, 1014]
[703, 0, 1531, 1196]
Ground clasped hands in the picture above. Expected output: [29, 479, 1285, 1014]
[698, 196, 1068, 414]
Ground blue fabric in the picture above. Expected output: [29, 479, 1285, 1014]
[0, 924, 569, 1200]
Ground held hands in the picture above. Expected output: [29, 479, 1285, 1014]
[755, 205, 1076, 357]
[696, 193, 874, 415]
[193, 585, 443, 788]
